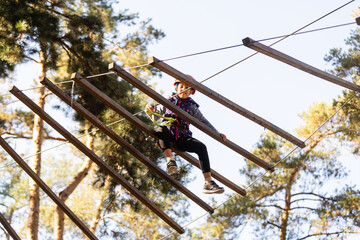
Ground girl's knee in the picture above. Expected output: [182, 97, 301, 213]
[156, 126, 166, 132]
[197, 142, 207, 153]
[201, 142, 207, 150]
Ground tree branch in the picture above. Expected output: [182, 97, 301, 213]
[267, 220, 281, 229]
[44, 136, 68, 142]
[290, 206, 317, 211]
[256, 204, 285, 211]
[0, 226, 9, 240]
[2, 132, 67, 142]
[292, 192, 330, 201]
[42, 91, 53, 100]
[3, 133, 33, 140]
[58, 40, 95, 75]
[24, 55, 40, 64]
[290, 198, 322, 204]
[298, 231, 359, 240]
[252, 186, 286, 204]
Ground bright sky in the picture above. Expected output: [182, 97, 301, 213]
[113, 0, 359, 238]
[113, 0, 356, 147]
[7, 0, 360, 238]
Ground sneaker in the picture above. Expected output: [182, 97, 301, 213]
[203, 180, 224, 194]
[166, 160, 179, 175]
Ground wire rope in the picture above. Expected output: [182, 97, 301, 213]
[198, 0, 356, 85]
[3, 2, 354, 167]
[158, 0, 357, 238]
[161, 21, 356, 62]
[0, 19, 355, 102]
[0, 109, 145, 170]
[159, 90, 357, 240]
[0, 1, 357, 237]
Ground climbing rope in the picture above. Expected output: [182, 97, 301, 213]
[1, 18, 355, 104]
[159, 91, 358, 239]
[0, 0, 357, 237]
[158, 0, 357, 237]
[0, 111, 144, 170]
[161, 21, 355, 62]
[199, 0, 356, 85]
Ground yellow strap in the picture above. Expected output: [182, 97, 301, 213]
[146, 111, 177, 127]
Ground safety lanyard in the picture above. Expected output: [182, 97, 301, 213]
[146, 111, 177, 127]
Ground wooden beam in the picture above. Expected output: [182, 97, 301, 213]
[9, 86, 185, 235]
[109, 63, 274, 172]
[68, 75, 246, 196]
[41, 77, 214, 214]
[0, 209, 21, 240]
[0, 136, 97, 240]
[149, 56, 306, 149]
[242, 37, 360, 93]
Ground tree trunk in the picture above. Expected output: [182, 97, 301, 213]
[27, 49, 47, 240]
[6, 209, 14, 240]
[54, 125, 94, 240]
[89, 176, 111, 232]
[279, 168, 298, 240]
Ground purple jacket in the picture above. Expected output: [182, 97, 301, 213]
[154, 95, 219, 140]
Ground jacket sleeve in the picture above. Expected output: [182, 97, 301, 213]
[190, 105, 220, 134]
[151, 104, 166, 121]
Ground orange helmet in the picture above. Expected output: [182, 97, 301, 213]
[174, 75, 196, 95]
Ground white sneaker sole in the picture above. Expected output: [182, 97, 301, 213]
[167, 166, 179, 175]
[203, 188, 225, 194]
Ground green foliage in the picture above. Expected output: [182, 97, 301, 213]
[0, 152, 30, 239]
[94, 115, 193, 208]
[317, 186, 360, 226]
[194, 100, 357, 239]
[189, 25, 360, 240]
[325, 29, 360, 154]
[325, 29, 360, 78]
[0, 0, 60, 71]
[95, 189, 190, 239]
[0, 0, 189, 238]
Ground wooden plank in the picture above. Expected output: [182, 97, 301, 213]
[0, 210, 21, 240]
[41, 77, 214, 213]
[9, 86, 185, 235]
[67, 75, 246, 196]
[109, 63, 274, 172]
[242, 37, 360, 93]
[0, 136, 97, 240]
[149, 56, 306, 149]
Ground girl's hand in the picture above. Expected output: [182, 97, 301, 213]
[220, 133, 227, 141]
[146, 104, 154, 112]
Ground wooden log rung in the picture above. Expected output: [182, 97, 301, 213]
[41, 77, 214, 214]
[242, 37, 360, 93]
[0, 136, 97, 240]
[66, 74, 246, 196]
[149, 56, 306, 149]
[0, 208, 21, 240]
[9, 86, 185, 235]
[109, 63, 274, 172]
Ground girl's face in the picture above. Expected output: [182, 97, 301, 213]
[176, 82, 192, 99]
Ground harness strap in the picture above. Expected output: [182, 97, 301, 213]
[146, 111, 177, 127]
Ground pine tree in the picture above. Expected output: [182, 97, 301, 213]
[187, 23, 360, 239]
[189, 101, 359, 239]
[1, 0, 193, 238]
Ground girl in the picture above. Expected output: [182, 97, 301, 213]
[146, 77, 226, 194]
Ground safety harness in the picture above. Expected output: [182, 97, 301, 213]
[146, 110, 177, 127]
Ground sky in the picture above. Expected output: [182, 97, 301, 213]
[113, 0, 360, 238]
[4, 0, 360, 239]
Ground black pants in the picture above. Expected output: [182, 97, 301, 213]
[155, 126, 210, 173]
